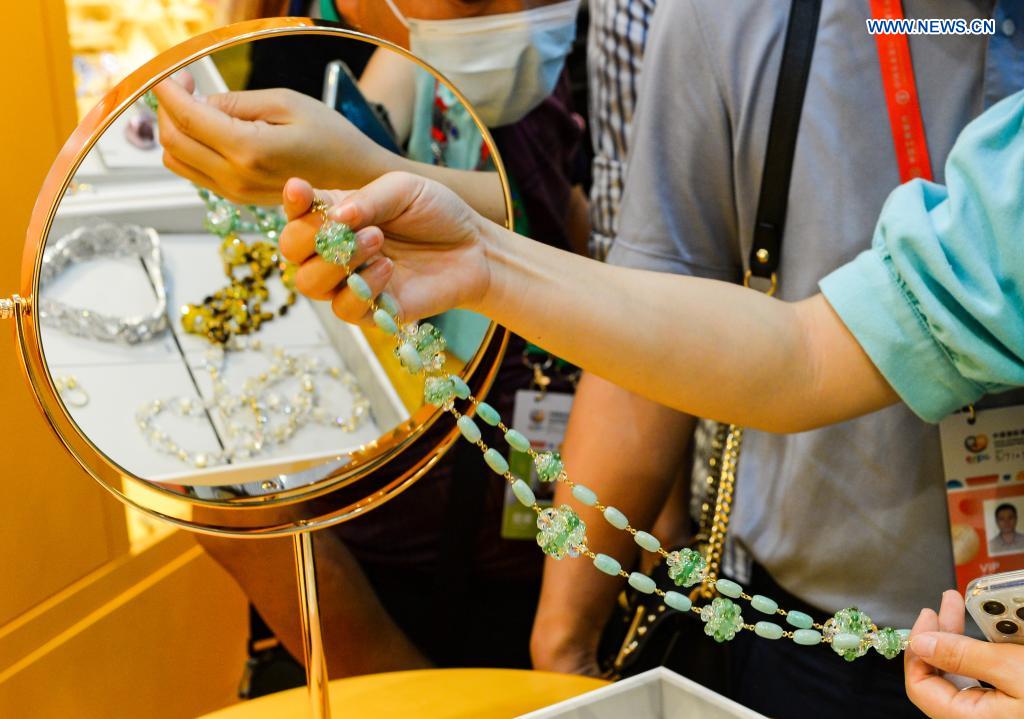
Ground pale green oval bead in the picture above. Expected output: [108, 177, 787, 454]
[378, 292, 401, 318]
[793, 629, 822, 646]
[505, 429, 531, 453]
[715, 579, 743, 599]
[896, 629, 911, 642]
[483, 448, 509, 475]
[754, 621, 784, 640]
[751, 595, 779, 615]
[346, 273, 372, 301]
[373, 309, 398, 334]
[511, 479, 536, 507]
[457, 415, 481, 444]
[449, 375, 471, 399]
[593, 553, 621, 576]
[786, 611, 814, 629]
[398, 342, 423, 373]
[634, 531, 661, 553]
[832, 633, 862, 651]
[476, 402, 501, 426]
[603, 506, 629, 530]
[664, 591, 692, 612]
[572, 484, 598, 507]
[628, 572, 656, 595]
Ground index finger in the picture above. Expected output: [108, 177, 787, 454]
[152, 77, 253, 153]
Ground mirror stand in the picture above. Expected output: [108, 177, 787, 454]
[294, 531, 332, 719]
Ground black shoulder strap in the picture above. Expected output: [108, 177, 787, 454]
[748, 0, 823, 282]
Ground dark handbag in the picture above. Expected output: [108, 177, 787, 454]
[597, 0, 823, 681]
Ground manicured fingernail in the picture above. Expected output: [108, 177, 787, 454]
[357, 228, 381, 251]
[910, 633, 936, 658]
[284, 183, 300, 203]
[330, 203, 357, 224]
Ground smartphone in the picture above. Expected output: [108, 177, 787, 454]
[322, 59, 402, 155]
[965, 569, 1024, 645]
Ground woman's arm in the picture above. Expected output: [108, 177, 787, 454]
[281, 174, 896, 433]
[155, 76, 506, 222]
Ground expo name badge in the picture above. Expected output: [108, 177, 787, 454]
[501, 390, 573, 540]
[940, 404, 1024, 594]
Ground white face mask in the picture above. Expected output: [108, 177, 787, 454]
[384, 0, 579, 127]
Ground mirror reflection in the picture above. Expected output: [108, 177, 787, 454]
[40, 33, 497, 496]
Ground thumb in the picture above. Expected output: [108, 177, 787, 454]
[912, 631, 1024, 694]
[206, 88, 293, 123]
[283, 178, 315, 220]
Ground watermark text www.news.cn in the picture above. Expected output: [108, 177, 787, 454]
[866, 17, 995, 35]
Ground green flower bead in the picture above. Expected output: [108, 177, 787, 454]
[535, 451, 564, 482]
[700, 597, 744, 643]
[424, 375, 456, 407]
[666, 548, 708, 588]
[824, 608, 874, 661]
[409, 323, 446, 371]
[314, 221, 357, 266]
[536, 505, 587, 560]
[871, 627, 905, 660]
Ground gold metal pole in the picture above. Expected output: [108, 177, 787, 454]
[293, 531, 332, 719]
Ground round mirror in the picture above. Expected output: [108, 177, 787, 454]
[16, 19, 511, 537]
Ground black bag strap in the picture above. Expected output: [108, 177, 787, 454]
[747, 0, 823, 284]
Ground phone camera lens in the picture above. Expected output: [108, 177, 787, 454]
[983, 600, 1007, 615]
[1017, 608, 1024, 621]
[996, 620, 1019, 635]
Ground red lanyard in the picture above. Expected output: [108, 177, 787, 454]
[869, 0, 933, 182]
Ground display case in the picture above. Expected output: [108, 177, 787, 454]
[520, 668, 769, 719]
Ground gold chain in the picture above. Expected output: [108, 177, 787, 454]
[698, 424, 743, 600]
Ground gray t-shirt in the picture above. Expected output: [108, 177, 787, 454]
[608, 0, 997, 628]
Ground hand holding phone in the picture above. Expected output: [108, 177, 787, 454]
[904, 576, 1024, 719]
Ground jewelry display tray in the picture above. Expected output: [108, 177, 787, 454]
[519, 668, 768, 719]
[41, 59, 412, 489]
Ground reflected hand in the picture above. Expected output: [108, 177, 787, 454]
[905, 590, 1024, 719]
[153, 77, 396, 205]
[278, 173, 493, 325]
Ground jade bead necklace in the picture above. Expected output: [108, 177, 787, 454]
[322, 211, 913, 661]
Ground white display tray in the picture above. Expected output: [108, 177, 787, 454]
[519, 668, 768, 719]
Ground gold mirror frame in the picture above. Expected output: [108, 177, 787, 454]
[13, 18, 512, 538]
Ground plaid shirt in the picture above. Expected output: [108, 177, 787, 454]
[587, 0, 658, 260]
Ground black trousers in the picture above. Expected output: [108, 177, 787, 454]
[683, 563, 926, 719]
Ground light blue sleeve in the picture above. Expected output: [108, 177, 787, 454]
[820, 89, 1024, 423]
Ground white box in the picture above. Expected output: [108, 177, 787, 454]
[519, 668, 769, 719]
